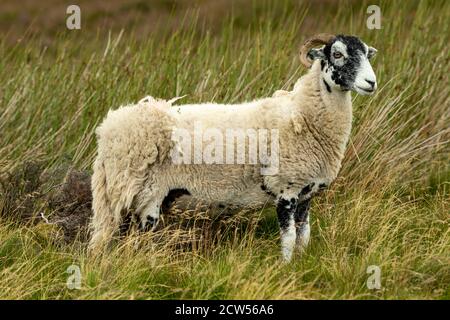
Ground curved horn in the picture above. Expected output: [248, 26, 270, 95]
[299, 33, 336, 68]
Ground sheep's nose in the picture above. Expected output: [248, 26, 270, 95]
[365, 79, 376, 89]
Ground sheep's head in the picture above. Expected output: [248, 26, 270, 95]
[300, 34, 378, 95]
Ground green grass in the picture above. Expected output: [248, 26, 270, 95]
[0, 0, 449, 299]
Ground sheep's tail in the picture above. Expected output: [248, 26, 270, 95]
[88, 158, 120, 253]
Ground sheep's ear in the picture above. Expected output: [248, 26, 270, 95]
[367, 46, 377, 59]
[307, 48, 325, 61]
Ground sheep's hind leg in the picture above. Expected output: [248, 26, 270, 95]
[277, 196, 298, 262]
[139, 201, 163, 232]
[295, 198, 311, 251]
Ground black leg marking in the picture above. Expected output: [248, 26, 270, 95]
[277, 196, 298, 261]
[277, 198, 296, 230]
[294, 198, 311, 244]
[142, 215, 158, 232]
[300, 182, 315, 195]
[294, 198, 310, 225]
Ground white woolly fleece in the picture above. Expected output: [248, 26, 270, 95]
[89, 60, 353, 258]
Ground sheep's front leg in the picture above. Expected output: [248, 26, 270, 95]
[277, 197, 298, 262]
[295, 198, 311, 251]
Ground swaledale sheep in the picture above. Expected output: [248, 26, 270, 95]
[90, 34, 378, 261]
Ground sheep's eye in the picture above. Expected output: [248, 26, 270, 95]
[333, 52, 343, 59]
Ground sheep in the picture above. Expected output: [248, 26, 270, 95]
[89, 33, 378, 261]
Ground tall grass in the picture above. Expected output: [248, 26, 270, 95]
[0, 0, 449, 299]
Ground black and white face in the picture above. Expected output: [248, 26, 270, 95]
[308, 35, 378, 95]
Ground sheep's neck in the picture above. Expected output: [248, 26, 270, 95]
[318, 77, 352, 148]
[292, 62, 353, 163]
